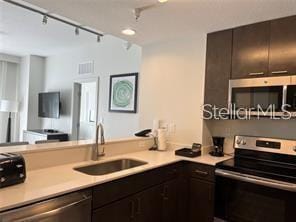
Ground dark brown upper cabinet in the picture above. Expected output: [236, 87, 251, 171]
[269, 16, 296, 76]
[231, 21, 270, 79]
[204, 30, 232, 108]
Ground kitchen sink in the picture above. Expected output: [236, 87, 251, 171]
[74, 159, 147, 176]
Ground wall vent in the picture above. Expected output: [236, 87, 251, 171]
[78, 61, 94, 75]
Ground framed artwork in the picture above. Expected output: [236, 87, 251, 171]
[109, 73, 138, 113]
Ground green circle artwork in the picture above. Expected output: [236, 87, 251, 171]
[113, 80, 133, 107]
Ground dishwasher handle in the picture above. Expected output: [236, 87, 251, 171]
[13, 195, 91, 222]
[215, 169, 296, 192]
[0, 190, 92, 222]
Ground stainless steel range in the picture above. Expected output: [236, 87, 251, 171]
[215, 135, 296, 222]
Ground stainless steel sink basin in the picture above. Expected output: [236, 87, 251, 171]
[74, 159, 147, 176]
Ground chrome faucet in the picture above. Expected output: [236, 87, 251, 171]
[92, 123, 105, 160]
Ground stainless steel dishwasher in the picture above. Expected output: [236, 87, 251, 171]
[0, 190, 92, 222]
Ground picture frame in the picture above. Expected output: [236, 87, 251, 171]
[109, 73, 138, 113]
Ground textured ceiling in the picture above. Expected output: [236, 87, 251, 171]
[11, 0, 296, 45]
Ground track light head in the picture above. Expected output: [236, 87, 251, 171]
[97, 35, 101, 43]
[42, 14, 48, 25]
[75, 27, 79, 35]
[124, 41, 132, 50]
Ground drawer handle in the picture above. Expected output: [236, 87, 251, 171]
[271, 70, 288, 74]
[130, 201, 135, 219]
[248, 72, 264, 76]
[162, 185, 169, 200]
[194, 169, 209, 176]
[135, 198, 141, 215]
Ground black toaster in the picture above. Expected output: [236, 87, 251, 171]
[0, 153, 26, 188]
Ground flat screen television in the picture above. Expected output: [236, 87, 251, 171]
[38, 92, 60, 119]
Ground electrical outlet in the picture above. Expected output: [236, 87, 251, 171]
[168, 123, 176, 134]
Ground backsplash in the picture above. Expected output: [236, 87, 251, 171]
[203, 119, 296, 154]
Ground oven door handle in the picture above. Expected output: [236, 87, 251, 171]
[215, 169, 296, 192]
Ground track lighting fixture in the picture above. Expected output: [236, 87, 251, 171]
[124, 41, 132, 50]
[97, 35, 101, 43]
[42, 14, 48, 25]
[133, 0, 168, 21]
[75, 27, 79, 35]
[3, 0, 103, 42]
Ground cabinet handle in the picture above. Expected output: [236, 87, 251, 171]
[135, 198, 141, 215]
[194, 169, 209, 176]
[271, 70, 288, 75]
[248, 72, 264, 76]
[130, 201, 135, 219]
[162, 185, 169, 200]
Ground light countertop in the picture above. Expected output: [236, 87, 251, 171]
[0, 149, 232, 212]
[0, 137, 152, 154]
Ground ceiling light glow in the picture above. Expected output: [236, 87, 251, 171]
[122, 28, 136, 36]
[158, 0, 168, 3]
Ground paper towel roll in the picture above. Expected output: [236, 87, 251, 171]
[157, 128, 167, 151]
[152, 119, 159, 136]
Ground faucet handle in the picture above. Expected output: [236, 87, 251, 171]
[98, 145, 105, 157]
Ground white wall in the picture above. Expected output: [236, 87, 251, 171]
[139, 36, 207, 145]
[42, 36, 142, 139]
[27, 56, 45, 130]
[18, 56, 30, 141]
[18, 55, 45, 141]
[0, 60, 19, 142]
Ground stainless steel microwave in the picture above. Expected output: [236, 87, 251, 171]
[228, 76, 296, 115]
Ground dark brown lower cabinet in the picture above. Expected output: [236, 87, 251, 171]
[134, 184, 164, 222]
[92, 196, 134, 222]
[92, 163, 215, 222]
[188, 178, 215, 222]
[92, 180, 178, 222]
[162, 179, 179, 222]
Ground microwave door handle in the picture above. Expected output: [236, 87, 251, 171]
[248, 72, 264, 76]
[13, 195, 91, 222]
[271, 70, 288, 75]
[283, 86, 287, 108]
[215, 169, 296, 192]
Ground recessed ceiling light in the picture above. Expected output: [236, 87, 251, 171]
[158, 0, 168, 3]
[122, 28, 136, 36]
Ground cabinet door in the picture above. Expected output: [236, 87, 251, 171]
[188, 178, 215, 222]
[162, 179, 178, 222]
[269, 16, 296, 76]
[92, 196, 134, 222]
[204, 30, 232, 108]
[134, 184, 163, 222]
[232, 22, 270, 79]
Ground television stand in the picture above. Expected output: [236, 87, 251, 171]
[23, 129, 69, 144]
[43, 129, 59, 133]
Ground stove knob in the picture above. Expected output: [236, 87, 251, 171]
[293, 146, 296, 152]
[242, 140, 247, 145]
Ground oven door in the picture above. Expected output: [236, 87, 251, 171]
[215, 171, 295, 222]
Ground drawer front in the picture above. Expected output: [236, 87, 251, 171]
[187, 163, 215, 182]
[92, 163, 182, 209]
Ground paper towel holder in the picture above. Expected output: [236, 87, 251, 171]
[134, 129, 158, 150]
